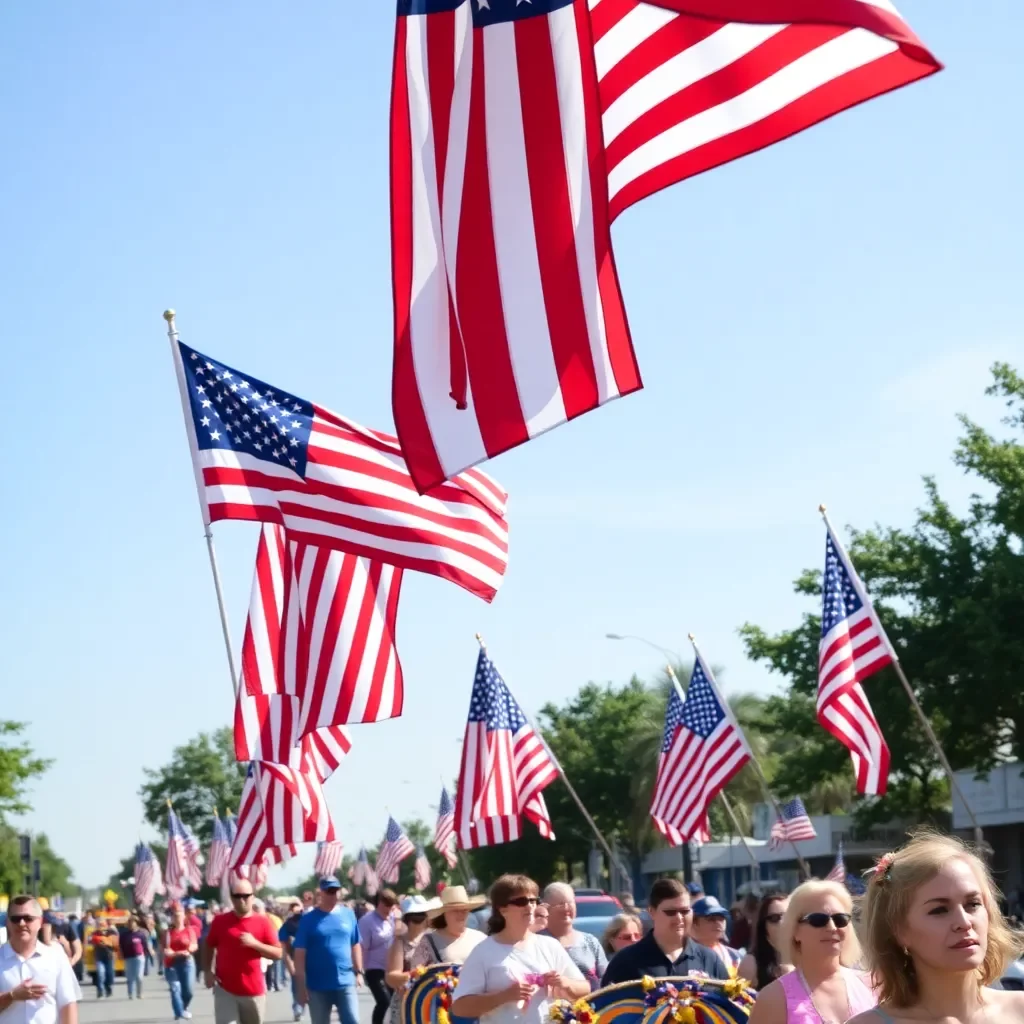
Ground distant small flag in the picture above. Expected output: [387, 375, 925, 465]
[375, 817, 414, 885]
[206, 812, 231, 887]
[433, 787, 457, 869]
[314, 840, 345, 879]
[826, 839, 847, 882]
[133, 843, 164, 908]
[769, 798, 818, 850]
[414, 845, 431, 891]
[182, 821, 204, 890]
[350, 846, 379, 895]
[165, 808, 190, 900]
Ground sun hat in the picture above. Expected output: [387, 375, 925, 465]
[426, 885, 487, 920]
[400, 894, 443, 917]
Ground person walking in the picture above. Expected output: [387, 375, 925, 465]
[293, 877, 364, 1024]
[541, 883, 608, 990]
[88, 917, 119, 999]
[0, 895, 81, 1024]
[385, 896, 440, 1024]
[689, 896, 743, 974]
[279, 899, 306, 1021]
[413, 886, 487, 968]
[600, 914, 643, 960]
[204, 877, 282, 1024]
[164, 902, 198, 1021]
[602, 878, 728, 985]
[738, 892, 792, 989]
[120, 913, 152, 999]
[358, 888, 398, 1024]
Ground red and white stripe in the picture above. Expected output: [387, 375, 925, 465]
[390, 1, 938, 491]
[433, 788, 458, 869]
[414, 847, 432, 891]
[313, 841, 345, 878]
[234, 523, 390, 762]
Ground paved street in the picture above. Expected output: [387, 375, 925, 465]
[77, 978, 377, 1024]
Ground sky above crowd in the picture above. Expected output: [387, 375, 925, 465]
[2, 1, 1022, 889]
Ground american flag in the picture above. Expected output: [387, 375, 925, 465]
[228, 724, 350, 870]
[434, 787, 458, 869]
[349, 846, 380, 895]
[414, 845, 432, 890]
[172, 339, 510, 602]
[826, 838, 846, 882]
[314, 840, 345, 879]
[389, 0, 939, 492]
[206, 812, 231, 887]
[182, 822, 204, 890]
[233, 523, 388, 763]
[133, 843, 164, 908]
[455, 648, 559, 848]
[165, 808, 191, 900]
[768, 797, 817, 850]
[819, 522, 892, 795]
[650, 654, 751, 844]
[375, 817, 415, 885]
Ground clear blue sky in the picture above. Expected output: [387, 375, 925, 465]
[2, 2, 1021, 889]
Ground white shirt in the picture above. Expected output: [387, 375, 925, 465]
[0, 940, 81, 1023]
[456, 933, 583, 1024]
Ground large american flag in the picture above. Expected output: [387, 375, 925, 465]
[455, 648, 559, 848]
[389, 0, 939, 492]
[434, 787, 458, 868]
[233, 523, 390, 763]
[768, 797, 817, 849]
[650, 654, 751, 844]
[375, 817, 415, 885]
[414, 845, 432, 890]
[165, 808, 191, 900]
[819, 522, 892, 795]
[172, 339, 510, 602]
[133, 842, 164, 908]
[314, 840, 345, 879]
[206, 812, 232, 887]
[228, 724, 350, 870]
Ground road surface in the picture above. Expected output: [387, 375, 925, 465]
[77, 977, 377, 1023]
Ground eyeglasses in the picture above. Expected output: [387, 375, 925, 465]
[8, 915, 38, 925]
[800, 912, 852, 929]
[404, 913, 427, 923]
[764, 913, 785, 925]
[659, 906, 693, 917]
[506, 896, 540, 908]
[231, 893, 254, 901]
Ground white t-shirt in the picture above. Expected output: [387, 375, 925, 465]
[455, 933, 584, 1024]
[0, 939, 82, 1024]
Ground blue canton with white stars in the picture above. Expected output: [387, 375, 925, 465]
[469, 650, 528, 733]
[680, 660, 726, 740]
[438, 787, 454, 816]
[396, 0, 574, 28]
[385, 816, 404, 843]
[780, 797, 809, 821]
[179, 341, 314, 479]
[821, 534, 863, 637]
[661, 688, 686, 753]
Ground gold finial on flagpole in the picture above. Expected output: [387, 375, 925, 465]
[475, 632, 487, 651]
[163, 309, 176, 322]
[818, 503, 827, 514]
[166, 798, 173, 808]
[687, 632, 696, 643]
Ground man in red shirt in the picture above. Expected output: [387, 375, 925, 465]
[203, 878, 281, 1024]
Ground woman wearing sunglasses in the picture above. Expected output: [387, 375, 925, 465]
[385, 896, 441, 1024]
[452, 874, 589, 1024]
[748, 880, 875, 1024]
[738, 892, 793, 989]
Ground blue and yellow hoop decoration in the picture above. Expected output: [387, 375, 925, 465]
[550, 976, 754, 1024]
[402, 963, 469, 1024]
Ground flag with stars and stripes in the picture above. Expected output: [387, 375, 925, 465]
[455, 648, 559, 849]
[182, 821, 204, 890]
[389, 0, 939, 493]
[171, 339, 509, 603]
[314, 841, 345, 879]
[133, 843, 164, 909]
[165, 808, 191, 900]
[206, 812, 232, 887]
[768, 797, 817, 849]
[826, 838, 846, 882]
[414, 845, 432, 890]
[375, 817, 415, 885]
[650, 653, 751, 844]
[349, 846, 379, 895]
[434, 787, 458, 869]
[233, 523, 394, 763]
[819, 522, 892, 795]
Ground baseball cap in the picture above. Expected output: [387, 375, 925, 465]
[692, 895, 728, 918]
[685, 882, 704, 896]
[319, 877, 342, 891]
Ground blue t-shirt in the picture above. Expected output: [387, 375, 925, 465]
[293, 907, 360, 991]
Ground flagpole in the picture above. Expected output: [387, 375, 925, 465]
[686, 637, 811, 880]
[475, 634, 633, 889]
[819, 506, 985, 849]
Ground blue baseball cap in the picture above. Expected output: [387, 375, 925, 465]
[319, 877, 342, 891]
[692, 896, 728, 918]
[685, 882, 704, 896]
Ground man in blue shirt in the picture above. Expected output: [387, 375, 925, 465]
[294, 878, 364, 1024]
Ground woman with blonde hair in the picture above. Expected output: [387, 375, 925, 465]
[848, 830, 1024, 1024]
[600, 914, 642, 959]
[748, 879, 875, 1024]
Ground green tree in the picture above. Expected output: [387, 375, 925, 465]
[0, 828, 78, 899]
[139, 728, 247, 843]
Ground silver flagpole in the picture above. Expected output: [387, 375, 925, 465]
[819, 505, 985, 848]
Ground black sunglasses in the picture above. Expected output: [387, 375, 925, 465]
[404, 913, 427, 923]
[506, 896, 539, 908]
[659, 906, 693, 917]
[9, 915, 38, 925]
[800, 912, 851, 929]
[764, 913, 785, 925]
[231, 893, 254, 900]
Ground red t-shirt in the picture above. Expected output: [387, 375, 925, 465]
[165, 926, 195, 968]
[205, 912, 278, 997]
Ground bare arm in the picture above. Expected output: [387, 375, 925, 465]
[385, 936, 408, 990]
[747, 979, 786, 1024]
[352, 942, 364, 986]
[59, 1002, 78, 1024]
[202, 936, 216, 988]
[737, 953, 756, 984]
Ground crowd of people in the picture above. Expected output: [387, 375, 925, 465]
[1, 830, 1023, 1023]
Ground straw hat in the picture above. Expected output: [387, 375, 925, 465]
[427, 885, 487, 920]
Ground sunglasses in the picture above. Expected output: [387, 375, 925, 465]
[506, 896, 540, 908]
[659, 906, 693, 917]
[9, 915, 38, 925]
[764, 913, 785, 925]
[404, 913, 427, 923]
[800, 912, 851, 929]
[231, 893, 254, 900]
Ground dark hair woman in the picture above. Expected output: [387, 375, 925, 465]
[451, 874, 590, 1024]
[738, 892, 792, 989]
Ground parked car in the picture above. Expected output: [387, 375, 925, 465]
[994, 959, 1024, 990]
[573, 888, 607, 897]
[571, 895, 624, 939]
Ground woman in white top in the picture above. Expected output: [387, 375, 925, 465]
[452, 874, 590, 1024]
[849, 831, 1024, 1024]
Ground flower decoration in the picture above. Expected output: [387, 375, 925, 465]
[405, 966, 427, 991]
[642, 976, 657, 993]
[722, 978, 755, 1007]
[548, 997, 600, 1024]
[874, 852, 896, 884]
